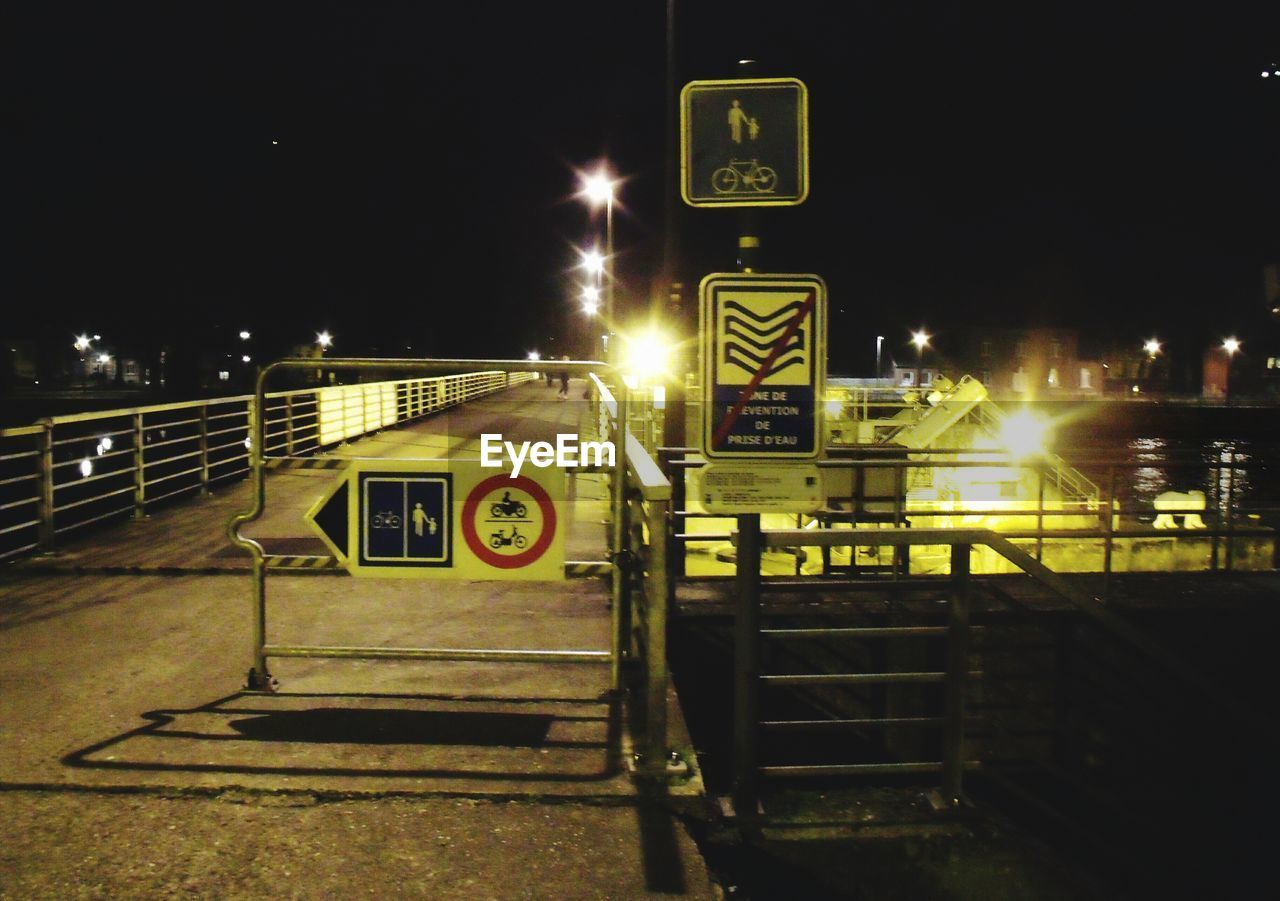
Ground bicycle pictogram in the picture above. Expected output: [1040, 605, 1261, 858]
[711, 159, 778, 195]
[370, 510, 402, 529]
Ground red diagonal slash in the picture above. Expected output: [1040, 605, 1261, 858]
[711, 289, 815, 450]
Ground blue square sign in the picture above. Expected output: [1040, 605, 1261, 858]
[359, 473, 451, 567]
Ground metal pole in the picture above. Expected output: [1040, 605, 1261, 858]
[732, 513, 762, 818]
[610, 382, 630, 692]
[37, 421, 54, 552]
[644, 497, 670, 773]
[1036, 467, 1045, 562]
[132, 412, 146, 520]
[1103, 466, 1115, 599]
[941, 542, 971, 803]
[605, 194, 615, 365]
[199, 405, 210, 495]
[285, 395, 295, 455]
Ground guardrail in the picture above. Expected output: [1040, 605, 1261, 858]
[0, 371, 537, 562]
[727, 525, 1279, 817]
[656, 446, 1278, 593]
[590, 373, 678, 778]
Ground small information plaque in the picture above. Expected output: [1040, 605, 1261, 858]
[698, 463, 824, 515]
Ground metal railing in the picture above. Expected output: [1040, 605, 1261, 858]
[727, 525, 1277, 817]
[0, 371, 536, 562]
[591, 373, 676, 778]
[656, 447, 1278, 593]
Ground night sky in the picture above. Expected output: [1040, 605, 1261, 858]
[8, 1, 1279, 375]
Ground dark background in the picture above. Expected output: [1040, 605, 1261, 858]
[6, 1, 1279, 379]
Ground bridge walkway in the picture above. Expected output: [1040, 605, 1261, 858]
[0, 379, 716, 898]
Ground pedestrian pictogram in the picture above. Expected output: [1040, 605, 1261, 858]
[681, 78, 808, 207]
[700, 273, 827, 459]
[305, 460, 564, 580]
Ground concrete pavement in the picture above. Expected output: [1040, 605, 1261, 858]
[0, 381, 718, 898]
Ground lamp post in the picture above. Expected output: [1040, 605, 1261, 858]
[912, 329, 931, 389]
[875, 335, 885, 380]
[1223, 337, 1240, 402]
[581, 170, 616, 362]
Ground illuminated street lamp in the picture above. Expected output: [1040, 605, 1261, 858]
[1222, 337, 1241, 356]
[875, 335, 885, 379]
[74, 334, 91, 352]
[911, 329, 931, 388]
[239, 330, 252, 341]
[316, 331, 333, 352]
[1144, 338, 1161, 357]
[579, 168, 617, 362]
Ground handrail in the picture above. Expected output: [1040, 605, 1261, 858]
[751, 526, 1280, 743]
[591, 373, 671, 501]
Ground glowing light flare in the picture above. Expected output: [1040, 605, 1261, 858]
[316, 331, 333, 348]
[527, 351, 541, 362]
[579, 248, 605, 276]
[581, 285, 600, 303]
[998, 410, 1051, 459]
[1144, 338, 1161, 356]
[582, 300, 599, 316]
[1223, 337, 1241, 355]
[621, 329, 673, 383]
[79, 458, 93, 478]
[239, 330, 251, 340]
[580, 172, 616, 206]
[74, 335, 91, 352]
[96, 353, 110, 364]
[911, 330, 931, 351]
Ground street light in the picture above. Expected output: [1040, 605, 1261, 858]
[74, 335, 91, 352]
[1144, 338, 1161, 357]
[579, 168, 617, 362]
[527, 350, 541, 362]
[239, 330, 251, 341]
[1223, 337, 1241, 356]
[911, 329, 931, 388]
[875, 335, 885, 379]
[316, 331, 333, 351]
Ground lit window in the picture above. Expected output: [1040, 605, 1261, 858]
[218, 370, 231, 381]
[1011, 369, 1028, 393]
[1079, 367, 1092, 389]
[1268, 357, 1277, 370]
[1047, 367, 1059, 388]
[901, 370, 915, 386]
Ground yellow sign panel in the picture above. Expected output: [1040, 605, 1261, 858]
[305, 459, 565, 581]
[700, 273, 827, 459]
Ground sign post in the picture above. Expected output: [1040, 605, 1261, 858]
[680, 78, 809, 207]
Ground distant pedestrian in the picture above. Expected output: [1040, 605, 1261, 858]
[557, 356, 570, 399]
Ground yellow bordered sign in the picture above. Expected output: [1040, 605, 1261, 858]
[305, 459, 565, 580]
[700, 273, 827, 460]
[680, 77, 809, 207]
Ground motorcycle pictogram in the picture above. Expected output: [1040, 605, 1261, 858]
[489, 493, 528, 519]
[489, 526, 528, 550]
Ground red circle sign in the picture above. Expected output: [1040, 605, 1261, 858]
[461, 474, 557, 569]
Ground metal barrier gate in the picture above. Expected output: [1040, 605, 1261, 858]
[226, 358, 678, 778]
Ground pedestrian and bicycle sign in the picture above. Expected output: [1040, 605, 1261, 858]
[680, 77, 808, 207]
[700, 273, 827, 459]
[305, 460, 564, 580]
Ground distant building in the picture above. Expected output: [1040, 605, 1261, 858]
[900, 327, 1104, 400]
